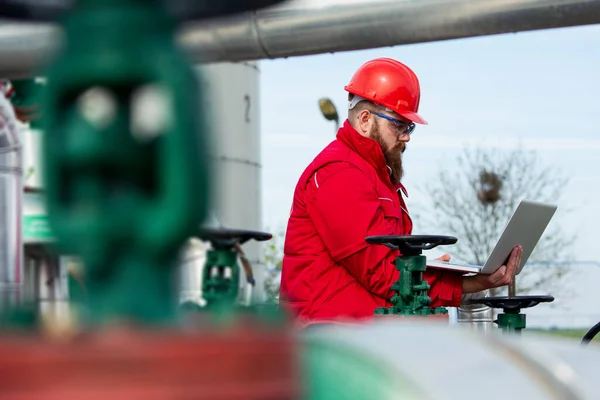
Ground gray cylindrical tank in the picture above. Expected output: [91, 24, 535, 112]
[456, 289, 496, 332]
[0, 94, 23, 310]
[178, 61, 264, 307]
[302, 321, 600, 400]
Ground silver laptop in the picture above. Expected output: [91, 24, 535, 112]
[426, 200, 557, 275]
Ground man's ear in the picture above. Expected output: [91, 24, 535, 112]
[357, 110, 371, 134]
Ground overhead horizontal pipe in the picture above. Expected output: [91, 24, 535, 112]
[179, 0, 600, 62]
[1, 0, 600, 77]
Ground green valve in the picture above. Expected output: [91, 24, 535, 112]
[469, 295, 554, 334]
[38, 0, 210, 327]
[203, 248, 240, 304]
[192, 228, 275, 322]
[497, 312, 526, 332]
[366, 235, 457, 317]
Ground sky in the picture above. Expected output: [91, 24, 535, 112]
[258, 22, 600, 328]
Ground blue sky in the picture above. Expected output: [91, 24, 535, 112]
[258, 23, 600, 327]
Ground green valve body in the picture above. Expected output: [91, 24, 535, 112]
[202, 248, 240, 307]
[375, 255, 447, 317]
[467, 295, 554, 335]
[496, 311, 527, 333]
[196, 245, 286, 325]
[39, 0, 210, 326]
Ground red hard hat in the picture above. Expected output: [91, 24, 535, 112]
[344, 58, 427, 125]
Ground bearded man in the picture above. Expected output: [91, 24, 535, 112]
[279, 58, 521, 330]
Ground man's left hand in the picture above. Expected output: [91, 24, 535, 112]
[462, 245, 523, 294]
[436, 254, 451, 262]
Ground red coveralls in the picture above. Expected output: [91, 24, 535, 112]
[279, 120, 463, 330]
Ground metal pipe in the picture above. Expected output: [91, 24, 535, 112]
[178, 237, 208, 308]
[0, 21, 59, 79]
[2, 0, 600, 77]
[0, 94, 23, 310]
[179, 0, 600, 63]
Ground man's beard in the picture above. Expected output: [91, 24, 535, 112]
[370, 120, 405, 183]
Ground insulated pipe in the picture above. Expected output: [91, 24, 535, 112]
[2, 0, 600, 77]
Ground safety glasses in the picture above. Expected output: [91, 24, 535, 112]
[372, 112, 416, 135]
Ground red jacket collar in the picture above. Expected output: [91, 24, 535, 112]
[337, 119, 387, 174]
[336, 119, 409, 197]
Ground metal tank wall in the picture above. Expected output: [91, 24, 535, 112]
[0, 93, 23, 310]
[178, 61, 265, 307]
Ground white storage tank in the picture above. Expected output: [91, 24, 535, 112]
[178, 61, 265, 307]
[11, 62, 264, 313]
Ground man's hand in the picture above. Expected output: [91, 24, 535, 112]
[436, 254, 451, 262]
[462, 245, 523, 294]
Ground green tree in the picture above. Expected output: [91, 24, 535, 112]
[414, 146, 576, 298]
[263, 227, 286, 302]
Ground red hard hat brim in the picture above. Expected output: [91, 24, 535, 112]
[398, 110, 428, 125]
